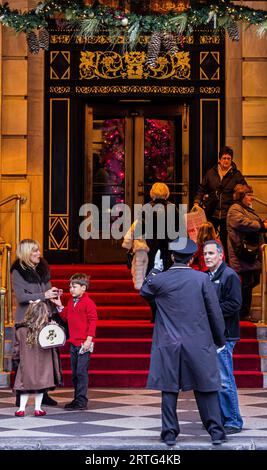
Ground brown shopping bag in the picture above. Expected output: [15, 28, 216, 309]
[185, 207, 207, 242]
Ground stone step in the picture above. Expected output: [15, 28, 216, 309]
[257, 326, 267, 340]
[259, 340, 267, 356]
[0, 372, 10, 388]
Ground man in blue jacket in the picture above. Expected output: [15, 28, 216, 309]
[140, 238, 227, 446]
[203, 240, 243, 434]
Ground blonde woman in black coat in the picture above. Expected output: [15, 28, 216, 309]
[11, 239, 60, 406]
[227, 185, 267, 320]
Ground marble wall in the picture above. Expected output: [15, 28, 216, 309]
[226, 1, 267, 210]
[0, 0, 44, 254]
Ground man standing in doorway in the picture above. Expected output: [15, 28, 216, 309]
[203, 240, 243, 434]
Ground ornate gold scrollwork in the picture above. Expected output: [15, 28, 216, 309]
[200, 86, 220, 94]
[200, 35, 220, 44]
[50, 35, 71, 44]
[79, 50, 191, 80]
[75, 34, 194, 45]
[50, 86, 71, 93]
[75, 85, 195, 94]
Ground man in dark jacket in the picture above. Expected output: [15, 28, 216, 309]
[193, 146, 246, 259]
[140, 238, 227, 446]
[203, 240, 243, 434]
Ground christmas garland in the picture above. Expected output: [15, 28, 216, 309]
[0, 0, 266, 53]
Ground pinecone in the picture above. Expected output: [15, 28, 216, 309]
[26, 31, 40, 55]
[227, 22, 239, 41]
[146, 32, 162, 68]
[162, 33, 179, 56]
[39, 29, 49, 51]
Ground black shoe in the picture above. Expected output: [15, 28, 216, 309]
[224, 426, 242, 435]
[42, 395, 58, 406]
[162, 432, 177, 446]
[64, 401, 76, 409]
[212, 437, 227, 445]
[64, 402, 87, 411]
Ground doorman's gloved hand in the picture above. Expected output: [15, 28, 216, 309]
[154, 250, 163, 271]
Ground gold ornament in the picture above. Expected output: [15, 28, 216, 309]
[150, 0, 190, 14]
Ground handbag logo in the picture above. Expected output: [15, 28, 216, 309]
[46, 329, 57, 344]
[38, 324, 66, 349]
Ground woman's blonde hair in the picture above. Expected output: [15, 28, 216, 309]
[197, 222, 217, 245]
[16, 239, 40, 269]
[24, 301, 49, 347]
[150, 182, 170, 201]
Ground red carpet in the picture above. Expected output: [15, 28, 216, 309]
[50, 265, 263, 388]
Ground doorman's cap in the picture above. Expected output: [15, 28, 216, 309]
[169, 238, 197, 255]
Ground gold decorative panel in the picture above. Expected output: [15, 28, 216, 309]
[200, 86, 220, 94]
[75, 35, 194, 45]
[49, 216, 69, 250]
[76, 85, 195, 94]
[50, 51, 70, 80]
[200, 35, 220, 44]
[49, 86, 71, 94]
[79, 50, 191, 80]
[50, 35, 71, 44]
[200, 51, 220, 80]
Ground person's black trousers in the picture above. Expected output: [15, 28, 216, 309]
[70, 344, 91, 406]
[239, 270, 261, 318]
[161, 390, 225, 441]
[210, 217, 228, 261]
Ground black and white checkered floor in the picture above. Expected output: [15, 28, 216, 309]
[0, 388, 267, 448]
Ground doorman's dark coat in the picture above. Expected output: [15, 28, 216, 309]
[140, 265, 225, 392]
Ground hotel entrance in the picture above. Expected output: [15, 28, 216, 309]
[84, 101, 189, 263]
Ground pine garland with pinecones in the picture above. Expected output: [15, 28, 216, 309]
[26, 31, 40, 55]
[39, 28, 50, 50]
[227, 22, 239, 42]
[146, 32, 162, 68]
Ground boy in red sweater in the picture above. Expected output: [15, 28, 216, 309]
[53, 273, 97, 410]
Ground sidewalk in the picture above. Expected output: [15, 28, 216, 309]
[0, 388, 267, 450]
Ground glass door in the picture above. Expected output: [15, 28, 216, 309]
[84, 103, 188, 263]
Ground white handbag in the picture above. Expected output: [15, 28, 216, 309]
[38, 323, 66, 349]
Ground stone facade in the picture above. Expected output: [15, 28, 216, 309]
[0, 0, 44, 254]
[0, 1, 266, 259]
[226, 1, 267, 217]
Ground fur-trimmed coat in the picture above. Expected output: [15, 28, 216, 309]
[227, 202, 267, 273]
[122, 221, 149, 290]
[11, 258, 52, 322]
